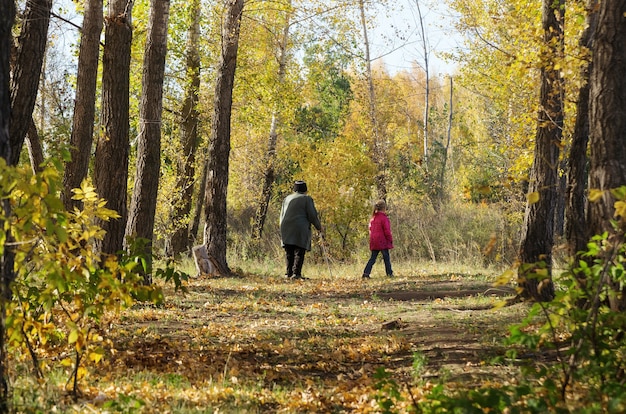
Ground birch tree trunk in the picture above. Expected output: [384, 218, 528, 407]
[125, 0, 170, 279]
[202, 0, 244, 275]
[358, 0, 386, 200]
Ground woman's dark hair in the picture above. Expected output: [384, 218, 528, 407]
[293, 180, 307, 193]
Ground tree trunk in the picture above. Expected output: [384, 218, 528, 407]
[9, 0, 52, 167]
[202, 0, 244, 275]
[517, 0, 564, 302]
[189, 151, 208, 245]
[358, 0, 386, 200]
[94, 0, 133, 256]
[414, 0, 430, 169]
[26, 118, 44, 174]
[62, 0, 103, 211]
[167, 0, 201, 257]
[0, 0, 15, 407]
[587, 0, 626, 311]
[252, 4, 291, 240]
[565, 0, 597, 257]
[125, 0, 170, 278]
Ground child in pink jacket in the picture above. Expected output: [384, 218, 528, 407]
[362, 200, 394, 278]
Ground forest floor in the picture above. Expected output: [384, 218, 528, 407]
[54, 266, 530, 412]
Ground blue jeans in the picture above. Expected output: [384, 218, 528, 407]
[363, 249, 393, 277]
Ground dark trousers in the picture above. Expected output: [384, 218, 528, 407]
[363, 249, 393, 276]
[284, 244, 307, 277]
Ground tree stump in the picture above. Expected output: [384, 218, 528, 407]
[192, 244, 218, 277]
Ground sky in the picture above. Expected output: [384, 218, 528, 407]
[369, 0, 463, 76]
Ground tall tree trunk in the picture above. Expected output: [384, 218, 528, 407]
[167, 0, 201, 257]
[9, 0, 52, 166]
[414, 0, 429, 168]
[517, 0, 564, 302]
[358, 0, 386, 200]
[587, 0, 626, 311]
[94, 0, 133, 256]
[0, 0, 15, 407]
[565, 0, 597, 257]
[125, 0, 170, 277]
[203, 0, 244, 275]
[62, 0, 103, 210]
[252, 4, 291, 240]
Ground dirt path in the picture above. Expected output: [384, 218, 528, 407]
[101, 272, 527, 411]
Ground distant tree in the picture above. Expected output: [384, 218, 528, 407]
[202, 0, 244, 275]
[125, 0, 171, 278]
[358, 0, 387, 200]
[517, 0, 564, 302]
[167, 0, 201, 256]
[62, 0, 103, 210]
[252, 2, 292, 240]
[94, 0, 133, 256]
[587, 0, 626, 311]
[9, 0, 52, 166]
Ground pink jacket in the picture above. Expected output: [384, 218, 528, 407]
[369, 211, 393, 251]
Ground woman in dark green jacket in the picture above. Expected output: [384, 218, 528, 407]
[280, 180, 322, 280]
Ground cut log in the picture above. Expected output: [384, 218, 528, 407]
[192, 244, 218, 277]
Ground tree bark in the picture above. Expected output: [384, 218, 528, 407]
[94, 0, 133, 256]
[517, 0, 564, 302]
[0, 0, 15, 407]
[167, 0, 201, 257]
[26, 118, 44, 174]
[252, 4, 291, 240]
[9, 0, 52, 166]
[587, 0, 626, 311]
[202, 0, 244, 275]
[125, 0, 170, 277]
[62, 0, 103, 211]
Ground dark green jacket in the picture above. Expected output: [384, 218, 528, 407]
[279, 192, 322, 250]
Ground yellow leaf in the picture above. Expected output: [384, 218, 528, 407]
[589, 188, 604, 202]
[68, 329, 78, 344]
[527, 191, 540, 204]
[614, 201, 626, 218]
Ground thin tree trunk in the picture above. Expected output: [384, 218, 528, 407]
[62, 0, 103, 210]
[252, 4, 292, 239]
[94, 0, 133, 256]
[26, 118, 44, 174]
[358, 0, 386, 200]
[203, 0, 244, 275]
[189, 152, 208, 245]
[517, 0, 564, 302]
[167, 0, 201, 257]
[125, 0, 170, 278]
[414, 0, 429, 168]
[9, 0, 52, 166]
[0, 0, 15, 407]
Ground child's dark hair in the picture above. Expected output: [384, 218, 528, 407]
[373, 200, 386, 215]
